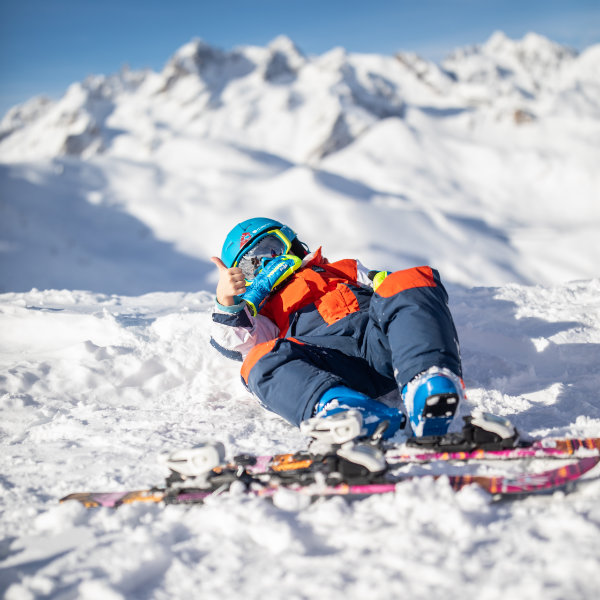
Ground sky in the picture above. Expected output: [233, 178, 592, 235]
[1, 0, 599, 118]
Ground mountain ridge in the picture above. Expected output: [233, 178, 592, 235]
[1, 31, 597, 164]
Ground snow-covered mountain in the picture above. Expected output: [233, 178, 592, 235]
[2, 32, 598, 162]
[1, 32, 599, 293]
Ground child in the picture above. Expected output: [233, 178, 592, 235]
[210, 217, 465, 441]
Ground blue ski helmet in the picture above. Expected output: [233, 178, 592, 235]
[221, 217, 304, 269]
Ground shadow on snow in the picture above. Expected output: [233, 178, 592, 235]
[451, 285, 600, 434]
[0, 161, 212, 295]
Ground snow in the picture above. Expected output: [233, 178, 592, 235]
[1, 32, 600, 599]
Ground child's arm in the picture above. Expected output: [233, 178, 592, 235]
[209, 256, 279, 361]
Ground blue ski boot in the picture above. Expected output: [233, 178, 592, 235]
[301, 386, 406, 444]
[402, 368, 464, 437]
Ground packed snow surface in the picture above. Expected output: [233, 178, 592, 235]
[1, 32, 600, 599]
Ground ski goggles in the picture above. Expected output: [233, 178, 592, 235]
[235, 229, 293, 282]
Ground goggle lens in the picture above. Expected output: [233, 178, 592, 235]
[237, 233, 289, 280]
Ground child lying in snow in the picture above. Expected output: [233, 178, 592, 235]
[210, 217, 465, 441]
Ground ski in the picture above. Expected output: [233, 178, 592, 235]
[59, 414, 600, 509]
[257, 455, 600, 500]
[244, 411, 600, 475]
[60, 489, 167, 509]
[250, 435, 600, 475]
[60, 454, 600, 508]
[385, 436, 600, 463]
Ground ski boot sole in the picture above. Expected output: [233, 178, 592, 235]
[422, 393, 459, 435]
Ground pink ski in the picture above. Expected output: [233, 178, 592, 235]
[385, 436, 600, 464]
[61, 455, 600, 507]
[255, 455, 600, 499]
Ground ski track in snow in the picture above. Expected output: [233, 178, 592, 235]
[1, 31, 600, 600]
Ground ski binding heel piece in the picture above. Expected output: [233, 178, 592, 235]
[407, 410, 520, 451]
[336, 442, 387, 476]
[300, 409, 363, 446]
[472, 409, 519, 446]
[164, 442, 226, 479]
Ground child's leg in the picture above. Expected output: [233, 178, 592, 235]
[367, 266, 464, 435]
[241, 337, 396, 428]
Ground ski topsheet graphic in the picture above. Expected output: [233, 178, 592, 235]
[387, 436, 600, 463]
